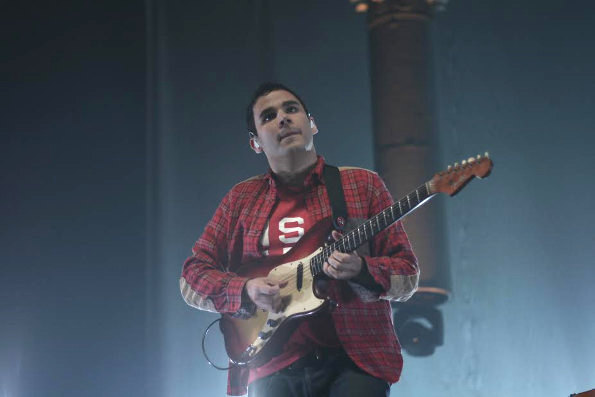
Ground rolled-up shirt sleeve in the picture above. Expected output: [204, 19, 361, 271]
[358, 172, 420, 302]
[179, 190, 250, 315]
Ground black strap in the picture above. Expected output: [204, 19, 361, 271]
[323, 164, 348, 231]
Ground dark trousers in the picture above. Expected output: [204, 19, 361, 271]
[248, 349, 390, 397]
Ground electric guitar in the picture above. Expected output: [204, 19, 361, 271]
[220, 153, 493, 367]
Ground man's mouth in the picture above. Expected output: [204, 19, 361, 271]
[278, 131, 300, 141]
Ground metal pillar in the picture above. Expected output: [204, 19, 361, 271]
[352, 0, 450, 355]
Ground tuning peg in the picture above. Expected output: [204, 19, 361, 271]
[485, 151, 490, 158]
[468, 157, 475, 163]
[447, 165, 452, 171]
[454, 162, 459, 168]
[477, 154, 481, 160]
[462, 160, 467, 166]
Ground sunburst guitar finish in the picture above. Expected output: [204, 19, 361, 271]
[220, 217, 332, 367]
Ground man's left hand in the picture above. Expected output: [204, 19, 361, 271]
[323, 230, 362, 280]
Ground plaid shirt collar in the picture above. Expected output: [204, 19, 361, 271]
[264, 155, 326, 194]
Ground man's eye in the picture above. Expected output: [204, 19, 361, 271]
[262, 113, 275, 123]
[286, 105, 298, 113]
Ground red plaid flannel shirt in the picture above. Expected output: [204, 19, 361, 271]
[180, 156, 419, 396]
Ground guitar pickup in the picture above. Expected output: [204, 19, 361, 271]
[258, 330, 273, 340]
[266, 319, 280, 327]
[297, 263, 303, 291]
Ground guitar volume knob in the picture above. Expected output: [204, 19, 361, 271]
[266, 319, 279, 327]
[258, 331, 273, 340]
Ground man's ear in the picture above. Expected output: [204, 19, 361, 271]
[249, 137, 262, 153]
[309, 116, 318, 135]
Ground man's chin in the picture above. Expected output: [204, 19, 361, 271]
[277, 136, 314, 154]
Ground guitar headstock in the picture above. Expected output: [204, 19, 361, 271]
[430, 152, 493, 196]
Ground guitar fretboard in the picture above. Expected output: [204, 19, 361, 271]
[309, 182, 434, 277]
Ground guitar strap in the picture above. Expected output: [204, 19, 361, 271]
[323, 164, 348, 232]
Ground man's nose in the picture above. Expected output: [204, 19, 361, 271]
[278, 112, 292, 127]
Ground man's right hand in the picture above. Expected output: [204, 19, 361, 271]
[244, 277, 288, 313]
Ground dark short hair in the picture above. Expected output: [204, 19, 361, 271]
[246, 82, 310, 135]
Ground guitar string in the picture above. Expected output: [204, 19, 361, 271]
[269, 227, 369, 287]
[258, 168, 486, 301]
[268, 221, 384, 289]
[263, 185, 428, 291]
[266, 204, 405, 288]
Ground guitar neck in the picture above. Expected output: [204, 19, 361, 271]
[310, 181, 435, 277]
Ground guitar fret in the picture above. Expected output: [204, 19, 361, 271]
[308, 180, 441, 279]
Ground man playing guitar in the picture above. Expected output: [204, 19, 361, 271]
[180, 83, 419, 396]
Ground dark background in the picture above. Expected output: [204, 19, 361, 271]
[2, 1, 594, 396]
[2, 2, 147, 396]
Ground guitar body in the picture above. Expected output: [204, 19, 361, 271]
[220, 217, 334, 367]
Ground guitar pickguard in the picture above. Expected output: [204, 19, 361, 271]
[236, 248, 326, 363]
